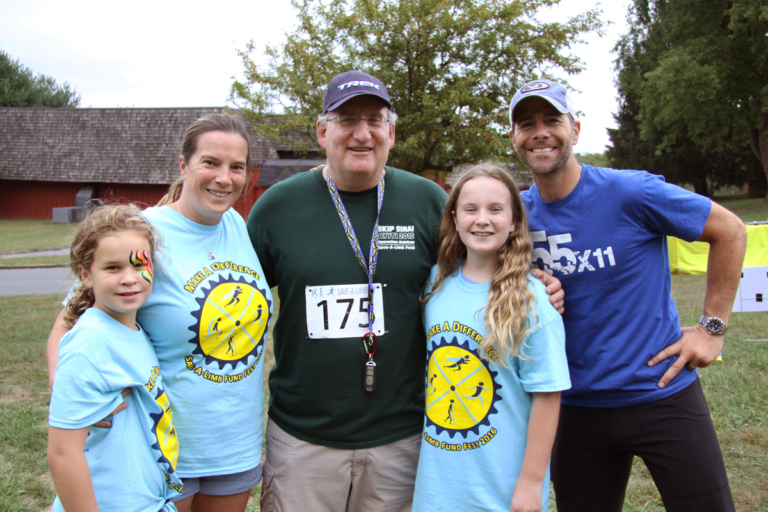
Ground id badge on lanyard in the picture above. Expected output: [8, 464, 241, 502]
[317, 167, 387, 392]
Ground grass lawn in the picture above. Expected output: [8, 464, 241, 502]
[0, 293, 276, 512]
[716, 197, 768, 224]
[1, 198, 767, 510]
[2, 279, 766, 511]
[591, 274, 768, 511]
[0, 295, 64, 511]
[0, 256, 69, 268]
[0, 221, 76, 253]
[0, 220, 74, 268]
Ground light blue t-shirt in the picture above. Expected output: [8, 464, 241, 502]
[138, 206, 272, 478]
[522, 165, 711, 407]
[413, 267, 570, 512]
[50, 308, 181, 512]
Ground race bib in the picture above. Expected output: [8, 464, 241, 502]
[305, 283, 385, 339]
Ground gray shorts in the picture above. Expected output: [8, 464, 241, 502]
[172, 465, 261, 501]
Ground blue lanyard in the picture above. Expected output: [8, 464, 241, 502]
[324, 167, 385, 332]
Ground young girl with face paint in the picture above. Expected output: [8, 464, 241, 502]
[413, 163, 571, 512]
[47, 204, 183, 512]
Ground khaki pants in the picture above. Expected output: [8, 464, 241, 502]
[260, 419, 421, 512]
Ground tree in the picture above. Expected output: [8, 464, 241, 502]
[608, 0, 768, 198]
[0, 50, 80, 108]
[231, 0, 602, 175]
[576, 152, 609, 168]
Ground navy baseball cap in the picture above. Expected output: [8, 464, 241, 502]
[323, 70, 392, 114]
[509, 79, 576, 125]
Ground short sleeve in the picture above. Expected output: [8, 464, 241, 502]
[640, 173, 711, 242]
[247, 191, 277, 287]
[518, 282, 571, 393]
[49, 350, 124, 429]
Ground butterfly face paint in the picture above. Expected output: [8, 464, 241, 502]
[129, 250, 153, 284]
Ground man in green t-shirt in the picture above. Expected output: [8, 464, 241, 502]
[248, 70, 563, 511]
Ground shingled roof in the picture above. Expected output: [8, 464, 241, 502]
[0, 107, 317, 185]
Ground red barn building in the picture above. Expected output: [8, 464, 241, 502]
[0, 107, 323, 221]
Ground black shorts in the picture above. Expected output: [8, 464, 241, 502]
[551, 379, 734, 512]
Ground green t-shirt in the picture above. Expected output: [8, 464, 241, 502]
[248, 166, 447, 448]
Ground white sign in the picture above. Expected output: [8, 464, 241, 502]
[305, 283, 385, 339]
[732, 266, 768, 313]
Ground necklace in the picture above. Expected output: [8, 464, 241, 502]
[191, 224, 221, 260]
[172, 203, 222, 260]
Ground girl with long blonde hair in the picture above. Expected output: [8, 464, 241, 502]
[413, 163, 571, 512]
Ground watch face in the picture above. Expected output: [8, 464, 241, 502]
[705, 317, 725, 334]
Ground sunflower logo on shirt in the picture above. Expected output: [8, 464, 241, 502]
[425, 337, 501, 438]
[188, 274, 271, 370]
[147, 381, 182, 492]
[149, 385, 179, 470]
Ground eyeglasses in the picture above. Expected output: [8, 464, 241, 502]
[326, 115, 391, 130]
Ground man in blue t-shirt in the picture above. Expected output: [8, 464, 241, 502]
[508, 79, 746, 512]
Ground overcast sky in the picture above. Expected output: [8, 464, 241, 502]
[0, 0, 632, 154]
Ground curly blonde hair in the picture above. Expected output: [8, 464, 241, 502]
[64, 204, 159, 329]
[424, 163, 537, 365]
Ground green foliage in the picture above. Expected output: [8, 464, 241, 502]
[575, 152, 608, 168]
[0, 49, 80, 108]
[607, 0, 768, 198]
[231, 0, 603, 174]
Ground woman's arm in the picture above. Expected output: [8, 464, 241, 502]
[47, 308, 69, 390]
[47, 426, 99, 512]
[510, 391, 561, 512]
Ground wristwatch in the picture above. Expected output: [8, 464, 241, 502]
[699, 315, 727, 335]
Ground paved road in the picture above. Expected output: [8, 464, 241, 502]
[0, 248, 68, 259]
[0, 267, 72, 296]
